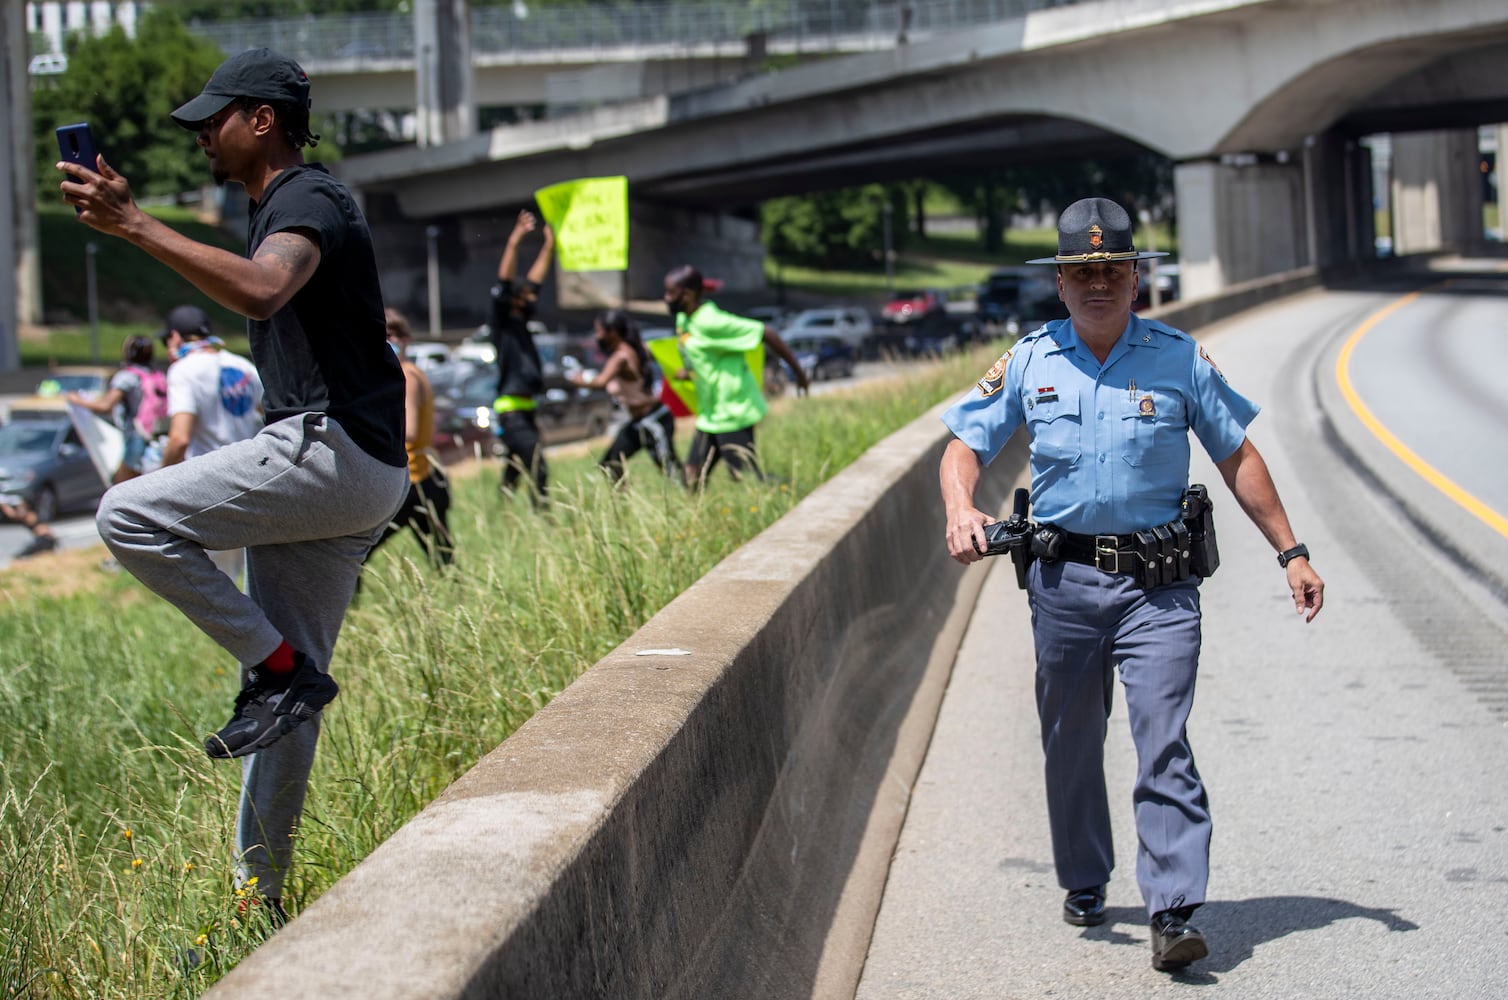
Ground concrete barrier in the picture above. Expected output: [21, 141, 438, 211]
[206, 255, 1455, 999]
[208, 397, 1026, 1000]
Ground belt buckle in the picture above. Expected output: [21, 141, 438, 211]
[1094, 536, 1122, 573]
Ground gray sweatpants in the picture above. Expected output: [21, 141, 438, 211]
[97, 413, 408, 897]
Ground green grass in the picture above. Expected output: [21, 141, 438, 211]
[0, 346, 1003, 999]
[31, 205, 249, 364]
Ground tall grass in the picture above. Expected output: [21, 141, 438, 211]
[0, 348, 1000, 998]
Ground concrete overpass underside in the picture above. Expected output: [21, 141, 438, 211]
[339, 0, 1508, 316]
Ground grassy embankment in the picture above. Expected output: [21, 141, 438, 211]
[1, 316, 1006, 998]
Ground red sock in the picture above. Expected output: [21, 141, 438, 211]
[263, 640, 296, 674]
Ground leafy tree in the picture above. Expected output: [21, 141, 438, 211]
[31, 8, 226, 202]
[762, 184, 890, 267]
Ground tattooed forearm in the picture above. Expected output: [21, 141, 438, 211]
[255, 230, 320, 278]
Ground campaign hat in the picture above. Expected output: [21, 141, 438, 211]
[1026, 197, 1169, 264]
[160, 304, 212, 343]
[171, 48, 311, 129]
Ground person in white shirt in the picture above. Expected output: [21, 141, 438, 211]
[159, 304, 264, 583]
[159, 305, 264, 465]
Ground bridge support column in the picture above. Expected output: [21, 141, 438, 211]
[1390, 128, 1483, 254]
[413, 0, 476, 148]
[2, 0, 31, 371]
[1306, 130, 1376, 271]
[1174, 157, 1306, 301]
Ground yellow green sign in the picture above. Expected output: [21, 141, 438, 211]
[533, 176, 628, 272]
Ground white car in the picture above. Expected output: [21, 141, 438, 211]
[779, 307, 873, 353]
[452, 320, 551, 366]
[405, 341, 452, 372]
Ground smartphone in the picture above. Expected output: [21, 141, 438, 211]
[56, 123, 101, 214]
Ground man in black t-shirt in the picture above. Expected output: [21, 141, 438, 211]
[489, 209, 555, 505]
[58, 47, 409, 921]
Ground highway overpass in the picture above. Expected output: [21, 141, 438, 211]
[307, 0, 1508, 316]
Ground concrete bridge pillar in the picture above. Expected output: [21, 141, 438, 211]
[1174, 157, 1306, 301]
[413, 0, 476, 148]
[1391, 128, 1483, 254]
[1305, 130, 1376, 271]
[2, 0, 31, 370]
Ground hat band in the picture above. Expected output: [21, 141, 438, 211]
[1055, 250, 1142, 262]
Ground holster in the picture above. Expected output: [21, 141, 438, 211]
[1181, 484, 1220, 579]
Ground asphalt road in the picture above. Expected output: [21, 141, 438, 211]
[856, 261, 1508, 999]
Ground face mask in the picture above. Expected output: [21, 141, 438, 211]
[666, 295, 682, 318]
[595, 337, 611, 353]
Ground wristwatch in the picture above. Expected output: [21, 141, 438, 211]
[1276, 543, 1309, 568]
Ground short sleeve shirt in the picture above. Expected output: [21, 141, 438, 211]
[489, 279, 544, 399]
[166, 347, 264, 460]
[108, 367, 144, 431]
[246, 163, 405, 467]
[942, 314, 1259, 534]
[675, 301, 767, 434]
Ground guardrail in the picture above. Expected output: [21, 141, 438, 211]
[185, 0, 1089, 65]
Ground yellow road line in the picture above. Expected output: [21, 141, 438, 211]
[1336, 290, 1508, 539]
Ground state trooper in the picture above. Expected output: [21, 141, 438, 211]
[938, 197, 1325, 972]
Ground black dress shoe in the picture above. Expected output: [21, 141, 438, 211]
[1150, 907, 1208, 971]
[1062, 885, 1107, 926]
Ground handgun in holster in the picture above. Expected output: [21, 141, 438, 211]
[1180, 484, 1220, 579]
[975, 488, 1035, 589]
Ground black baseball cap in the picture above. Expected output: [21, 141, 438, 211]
[160, 304, 212, 342]
[171, 48, 311, 129]
[1026, 197, 1169, 265]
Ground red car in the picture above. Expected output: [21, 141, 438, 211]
[882, 288, 947, 325]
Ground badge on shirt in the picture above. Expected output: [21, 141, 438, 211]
[1138, 394, 1155, 417]
[1033, 386, 1058, 405]
[976, 350, 1010, 397]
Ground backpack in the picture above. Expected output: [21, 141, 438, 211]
[128, 364, 170, 438]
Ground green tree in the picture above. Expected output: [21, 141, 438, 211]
[32, 8, 226, 202]
[762, 184, 889, 267]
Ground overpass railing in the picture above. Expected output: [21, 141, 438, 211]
[186, 0, 1087, 66]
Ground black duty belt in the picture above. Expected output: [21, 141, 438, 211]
[1056, 530, 1141, 574]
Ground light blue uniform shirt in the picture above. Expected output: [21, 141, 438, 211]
[943, 314, 1259, 535]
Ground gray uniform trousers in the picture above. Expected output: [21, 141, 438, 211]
[96, 413, 408, 897]
[1026, 558, 1209, 918]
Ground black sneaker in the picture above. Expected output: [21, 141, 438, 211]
[16, 534, 59, 559]
[204, 654, 338, 759]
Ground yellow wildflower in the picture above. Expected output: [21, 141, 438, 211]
[131, 858, 143, 869]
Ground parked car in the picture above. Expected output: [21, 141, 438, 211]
[3, 365, 119, 423]
[453, 320, 553, 367]
[785, 334, 855, 382]
[976, 268, 1066, 331]
[0, 417, 106, 522]
[431, 334, 616, 464]
[780, 307, 873, 354]
[405, 341, 453, 373]
[745, 305, 794, 331]
[882, 288, 948, 325]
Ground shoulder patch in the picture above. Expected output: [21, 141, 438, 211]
[977, 349, 1011, 397]
[1198, 344, 1227, 380]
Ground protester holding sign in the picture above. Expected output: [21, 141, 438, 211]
[488, 210, 555, 506]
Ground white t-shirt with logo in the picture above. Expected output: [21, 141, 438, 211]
[166, 348, 265, 460]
